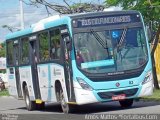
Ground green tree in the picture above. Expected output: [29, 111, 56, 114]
[23, 0, 104, 14]
[0, 42, 6, 57]
[105, 0, 160, 89]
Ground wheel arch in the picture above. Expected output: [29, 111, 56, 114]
[22, 81, 27, 98]
[55, 80, 62, 102]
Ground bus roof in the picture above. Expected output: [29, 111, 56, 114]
[5, 15, 71, 40]
[5, 10, 139, 40]
[69, 10, 139, 19]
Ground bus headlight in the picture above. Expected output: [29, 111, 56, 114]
[77, 77, 93, 91]
[142, 71, 153, 85]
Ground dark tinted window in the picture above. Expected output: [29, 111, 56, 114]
[50, 29, 61, 59]
[39, 32, 50, 61]
[20, 37, 29, 64]
[7, 41, 14, 66]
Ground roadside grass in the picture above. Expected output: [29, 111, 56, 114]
[0, 89, 9, 96]
[141, 89, 160, 101]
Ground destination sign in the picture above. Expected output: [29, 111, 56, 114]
[73, 14, 141, 28]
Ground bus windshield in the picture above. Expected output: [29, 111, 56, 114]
[74, 27, 148, 74]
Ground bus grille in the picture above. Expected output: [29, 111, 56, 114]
[97, 88, 138, 100]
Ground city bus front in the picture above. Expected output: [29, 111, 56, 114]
[70, 11, 153, 106]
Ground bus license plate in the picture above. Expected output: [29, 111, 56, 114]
[112, 94, 126, 100]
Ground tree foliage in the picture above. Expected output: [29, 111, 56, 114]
[23, 0, 104, 14]
[0, 42, 6, 57]
[105, 0, 160, 30]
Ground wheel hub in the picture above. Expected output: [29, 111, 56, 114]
[25, 95, 30, 106]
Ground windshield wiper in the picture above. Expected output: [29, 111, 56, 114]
[117, 28, 127, 49]
[90, 29, 107, 49]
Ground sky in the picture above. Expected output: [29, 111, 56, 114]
[0, 0, 119, 43]
[0, 0, 52, 42]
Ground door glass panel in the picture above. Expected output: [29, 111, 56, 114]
[50, 29, 61, 59]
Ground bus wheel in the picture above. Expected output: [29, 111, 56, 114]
[60, 89, 73, 114]
[24, 85, 36, 111]
[119, 99, 133, 108]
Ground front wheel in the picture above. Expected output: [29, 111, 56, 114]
[119, 99, 133, 108]
[60, 89, 74, 114]
[23, 86, 36, 111]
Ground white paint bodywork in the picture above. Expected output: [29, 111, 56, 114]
[7, 68, 17, 98]
[73, 81, 98, 105]
[32, 15, 61, 32]
[19, 66, 35, 100]
[37, 65, 49, 101]
[37, 63, 68, 103]
[138, 80, 153, 97]
[8, 63, 68, 103]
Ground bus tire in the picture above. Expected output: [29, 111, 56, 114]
[119, 99, 133, 108]
[23, 85, 36, 111]
[59, 88, 73, 114]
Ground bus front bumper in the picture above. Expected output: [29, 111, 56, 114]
[74, 80, 153, 105]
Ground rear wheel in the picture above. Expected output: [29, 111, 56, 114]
[60, 89, 74, 114]
[119, 99, 133, 108]
[23, 85, 36, 111]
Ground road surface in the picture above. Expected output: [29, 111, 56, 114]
[0, 97, 160, 120]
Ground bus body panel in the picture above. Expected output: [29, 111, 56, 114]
[138, 79, 153, 97]
[71, 48, 153, 104]
[37, 63, 68, 103]
[73, 80, 98, 104]
[19, 66, 35, 100]
[37, 64, 50, 102]
[72, 79, 153, 105]
[7, 68, 18, 98]
[50, 63, 68, 103]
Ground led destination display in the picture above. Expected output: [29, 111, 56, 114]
[73, 13, 141, 28]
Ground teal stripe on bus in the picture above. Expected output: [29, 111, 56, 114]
[9, 75, 14, 79]
[47, 64, 52, 101]
[6, 28, 33, 40]
[19, 65, 32, 68]
[44, 16, 71, 29]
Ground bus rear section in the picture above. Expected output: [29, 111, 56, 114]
[71, 11, 153, 107]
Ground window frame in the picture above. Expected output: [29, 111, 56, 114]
[6, 40, 14, 67]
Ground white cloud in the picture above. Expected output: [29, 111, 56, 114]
[104, 6, 122, 11]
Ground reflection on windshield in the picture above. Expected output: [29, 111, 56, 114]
[74, 27, 148, 73]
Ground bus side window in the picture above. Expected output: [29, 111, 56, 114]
[39, 32, 50, 62]
[7, 41, 14, 66]
[20, 37, 29, 65]
[50, 29, 61, 59]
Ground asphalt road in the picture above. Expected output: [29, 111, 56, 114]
[0, 97, 160, 120]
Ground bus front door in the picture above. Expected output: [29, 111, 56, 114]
[29, 40, 41, 100]
[61, 34, 75, 102]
